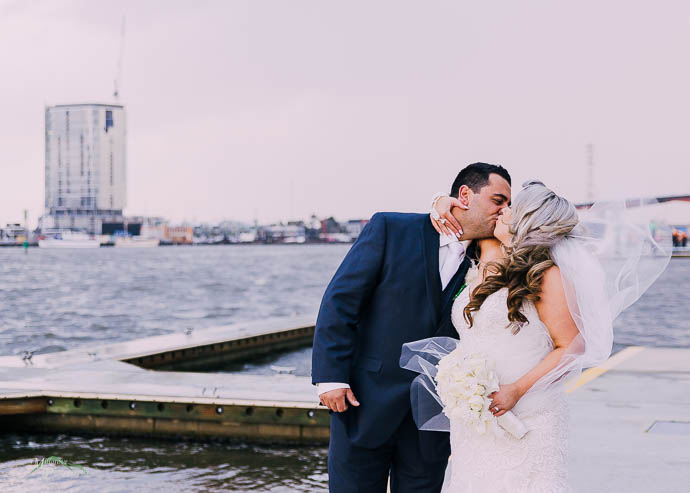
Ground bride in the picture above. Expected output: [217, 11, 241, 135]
[402, 180, 669, 492]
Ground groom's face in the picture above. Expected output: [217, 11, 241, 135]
[453, 174, 511, 240]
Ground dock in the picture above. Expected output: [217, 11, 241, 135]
[0, 316, 317, 371]
[0, 316, 328, 444]
[672, 248, 690, 258]
[567, 346, 690, 491]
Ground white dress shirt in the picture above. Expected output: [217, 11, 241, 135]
[439, 234, 467, 290]
[317, 234, 469, 396]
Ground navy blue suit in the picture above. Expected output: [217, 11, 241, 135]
[312, 212, 473, 492]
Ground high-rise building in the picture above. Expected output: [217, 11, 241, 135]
[41, 103, 126, 233]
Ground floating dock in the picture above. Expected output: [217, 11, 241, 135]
[0, 316, 328, 444]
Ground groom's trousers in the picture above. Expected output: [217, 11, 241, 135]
[328, 411, 447, 493]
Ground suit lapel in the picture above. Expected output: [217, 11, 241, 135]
[421, 217, 441, 323]
[440, 256, 470, 315]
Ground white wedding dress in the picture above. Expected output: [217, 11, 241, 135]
[444, 286, 569, 493]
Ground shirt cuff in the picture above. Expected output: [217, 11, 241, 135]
[316, 382, 350, 396]
[431, 191, 448, 209]
[430, 192, 448, 220]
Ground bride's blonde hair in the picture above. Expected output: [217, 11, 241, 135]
[463, 181, 579, 332]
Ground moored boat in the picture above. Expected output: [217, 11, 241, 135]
[114, 237, 160, 248]
[38, 231, 100, 249]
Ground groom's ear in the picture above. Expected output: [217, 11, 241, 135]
[458, 185, 472, 209]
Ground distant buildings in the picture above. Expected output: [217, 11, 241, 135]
[184, 216, 369, 245]
[346, 219, 368, 241]
[166, 226, 194, 244]
[30, 102, 369, 243]
[316, 216, 358, 243]
[259, 224, 306, 244]
[40, 103, 127, 234]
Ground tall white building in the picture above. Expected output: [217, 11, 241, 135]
[42, 103, 127, 233]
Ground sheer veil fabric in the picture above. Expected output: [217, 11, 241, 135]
[533, 199, 672, 392]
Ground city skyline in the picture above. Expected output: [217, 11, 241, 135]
[1, 0, 689, 229]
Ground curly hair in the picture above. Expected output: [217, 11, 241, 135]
[463, 181, 579, 333]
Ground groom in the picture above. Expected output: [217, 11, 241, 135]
[312, 163, 512, 492]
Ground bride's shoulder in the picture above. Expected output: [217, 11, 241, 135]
[535, 266, 566, 307]
[535, 264, 580, 346]
[541, 265, 562, 284]
[539, 266, 563, 294]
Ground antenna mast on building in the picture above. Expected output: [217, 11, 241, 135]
[113, 17, 126, 102]
[586, 143, 595, 202]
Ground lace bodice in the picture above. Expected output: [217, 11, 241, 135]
[451, 286, 555, 405]
[444, 281, 570, 493]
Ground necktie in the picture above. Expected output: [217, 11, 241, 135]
[440, 241, 465, 290]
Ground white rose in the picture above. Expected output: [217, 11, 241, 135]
[468, 395, 484, 412]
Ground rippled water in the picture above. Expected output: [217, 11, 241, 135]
[0, 246, 687, 492]
[612, 257, 690, 348]
[0, 245, 349, 358]
[0, 433, 328, 492]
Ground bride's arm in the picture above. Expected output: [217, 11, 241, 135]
[489, 266, 579, 416]
[429, 193, 465, 238]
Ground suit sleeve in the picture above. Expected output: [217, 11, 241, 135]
[311, 213, 386, 384]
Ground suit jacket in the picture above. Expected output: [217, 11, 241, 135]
[312, 212, 474, 460]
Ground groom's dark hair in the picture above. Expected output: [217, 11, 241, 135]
[450, 162, 511, 198]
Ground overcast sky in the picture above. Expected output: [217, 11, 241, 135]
[1, 0, 688, 227]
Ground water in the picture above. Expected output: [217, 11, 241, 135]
[0, 434, 328, 492]
[0, 246, 688, 492]
[0, 245, 348, 357]
[611, 257, 690, 348]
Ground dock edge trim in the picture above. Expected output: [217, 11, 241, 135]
[565, 346, 646, 393]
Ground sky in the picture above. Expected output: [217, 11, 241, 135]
[0, 0, 689, 227]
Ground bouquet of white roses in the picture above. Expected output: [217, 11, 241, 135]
[436, 349, 527, 439]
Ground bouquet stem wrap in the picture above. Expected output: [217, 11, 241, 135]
[497, 411, 528, 439]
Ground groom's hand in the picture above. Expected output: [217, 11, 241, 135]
[319, 388, 360, 412]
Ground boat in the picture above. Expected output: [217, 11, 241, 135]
[114, 237, 160, 248]
[282, 235, 306, 244]
[238, 231, 257, 243]
[38, 231, 100, 249]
